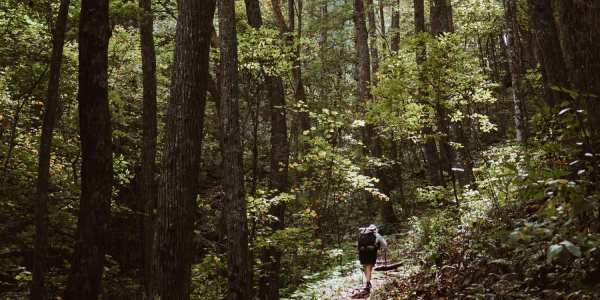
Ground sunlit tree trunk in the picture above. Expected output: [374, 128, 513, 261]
[154, 0, 215, 298]
[32, 0, 69, 299]
[65, 0, 112, 298]
[503, 0, 527, 143]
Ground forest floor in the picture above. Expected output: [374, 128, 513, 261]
[289, 196, 600, 300]
[285, 230, 422, 300]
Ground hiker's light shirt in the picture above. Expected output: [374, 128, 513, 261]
[375, 233, 387, 251]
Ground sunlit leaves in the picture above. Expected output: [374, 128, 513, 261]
[237, 27, 294, 77]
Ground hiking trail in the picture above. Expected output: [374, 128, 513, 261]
[286, 231, 421, 299]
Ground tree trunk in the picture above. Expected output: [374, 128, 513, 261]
[430, 0, 454, 176]
[503, 0, 527, 143]
[415, 0, 443, 186]
[391, 0, 400, 52]
[250, 86, 260, 196]
[379, 0, 385, 37]
[319, 3, 328, 102]
[431, 0, 475, 187]
[258, 74, 290, 300]
[290, 0, 311, 136]
[246, 1, 290, 298]
[154, 0, 215, 299]
[526, 0, 568, 109]
[366, 0, 379, 76]
[138, 0, 158, 297]
[353, 0, 372, 151]
[367, 0, 397, 224]
[219, 0, 253, 298]
[65, 0, 112, 298]
[553, 0, 600, 141]
[32, 0, 69, 299]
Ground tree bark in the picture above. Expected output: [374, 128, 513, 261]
[379, 0, 385, 37]
[353, 0, 372, 151]
[138, 0, 158, 296]
[526, 0, 568, 109]
[391, 0, 400, 52]
[553, 0, 600, 141]
[366, 0, 380, 76]
[32, 0, 70, 299]
[430, 0, 454, 176]
[65, 0, 112, 298]
[319, 3, 328, 102]
[154, 0, 215, 299]
[219, 0, 253, 299]
[503, 0, 527, 143]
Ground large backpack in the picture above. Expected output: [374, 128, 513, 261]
[357, 229, 378, 253]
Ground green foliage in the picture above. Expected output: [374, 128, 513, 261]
[370, 32, 497, 150]
[408, 209, 457, 265]
[191, 255, 227, 299]
[238, 27, 295, 77]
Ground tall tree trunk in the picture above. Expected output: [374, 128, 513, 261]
[219, 0, 253, 299]
[379, 0, 385, 37]
[258, 72, 290, 300]
[32, 0, 69, 299]
[353, 0, 372, 150]
[319, 3, 328, 102]
[154, 0, 215, 298]
[367, 0, 397, 225]
[430, 0, 454, 176]
[503, 0, 527, 143]
[244, 0, 262, 197]
[526, 0, 568, 109]
[65, 0, 112, 298]
[291, 0, 311, 135]
[246, 1, 290, 298]
[415, 0, 443, 186]
[391, 0, 400, 52]
[366, 0, 380, 76]
[431, 0, 475, 187]
[138, 0, 158, 297]
[553, 0, 600, 142]
[354, 0, 376, 215]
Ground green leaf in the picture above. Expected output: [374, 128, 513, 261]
[547, 244, 564, 264]
[559, 240, 582, 257]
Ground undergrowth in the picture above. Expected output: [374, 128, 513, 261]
[378, 143, 600, 299]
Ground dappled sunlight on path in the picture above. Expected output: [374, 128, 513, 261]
[286, 232, 421, 299]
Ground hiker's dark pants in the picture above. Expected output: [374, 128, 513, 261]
[359, 249, 377, 265]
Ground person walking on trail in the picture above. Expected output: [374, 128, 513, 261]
[357, 224, 387, 293]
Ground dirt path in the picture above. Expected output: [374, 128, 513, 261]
[337, 269, 393, 300]
[286, 232, 420, 299]
[338, 232, 421, 300]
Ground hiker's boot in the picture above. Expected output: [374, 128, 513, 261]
[364, 281, 372, 293]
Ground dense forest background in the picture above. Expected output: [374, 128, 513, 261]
[1, 0, 599, 299]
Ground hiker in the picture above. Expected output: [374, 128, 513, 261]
[357, 224, 387, 293]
